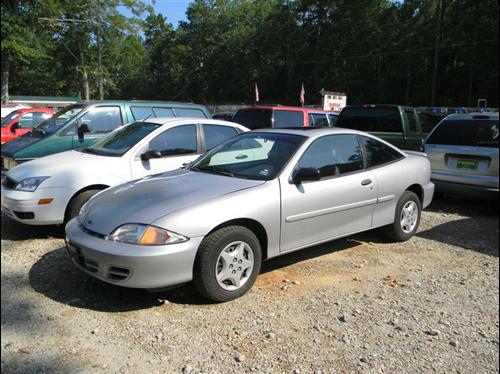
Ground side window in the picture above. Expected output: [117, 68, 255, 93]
[81, 106, 122, 134]
[148, 125, 198, 156]
[153, 108, 175, 118]
[203, 124, 238, 150]
[328, 114, 338, 126]
[274, 110, 304, 128]
[131, 106, 154, 120]
[18, 113, 33, 128]
[175, 108, 207, 119]
[360, 135, 404, 168]
[298, 134, 364, 177]
[311, 113, 329, 128]
[405, 109, 418, 132]
[32, 112, 52, 127]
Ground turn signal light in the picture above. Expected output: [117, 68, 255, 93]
[38, 198, 53, 205]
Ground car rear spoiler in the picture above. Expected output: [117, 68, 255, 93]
[403, 150, 428, 158]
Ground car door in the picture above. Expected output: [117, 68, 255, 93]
[71, 106, 124, 149]
[279, 134, 378, 252]
[130, 124, 201, 178]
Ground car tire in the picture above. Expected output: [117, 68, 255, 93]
[384, 190, 421, 242]
[193, 225, 262, 302]
[65, 189, 102, 224]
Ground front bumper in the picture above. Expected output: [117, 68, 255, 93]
[65, 218, 204, 289]
[1, 185, 70, 225]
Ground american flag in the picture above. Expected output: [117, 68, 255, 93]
[300, 83, 305, 105]
[255, 83, 260, 103]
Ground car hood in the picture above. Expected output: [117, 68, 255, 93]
[6, 150, 115, 186]
[1, 131, 45, 157]
[80, 169, 265, 236]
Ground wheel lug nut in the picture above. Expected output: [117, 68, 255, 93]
[238, 260, 242, 264]
[232, 270, 236, 274]
[233, 258, 237, 263]
[238, 267, 242, 271]
[229, 264, 233, 269]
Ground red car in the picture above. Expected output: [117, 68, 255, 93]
[232, 105, 333, 129]
[1, 108, 54, 144]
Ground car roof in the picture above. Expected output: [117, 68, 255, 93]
[73, 100, 208, 109]
[238, 105, 330, 113]
[443, 112, 499, 121]
[251, 127, 368, 138]
[141, 117, 248, 130]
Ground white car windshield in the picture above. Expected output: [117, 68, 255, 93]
[80, 121, 161, 157]
[191, 132, 306, 180]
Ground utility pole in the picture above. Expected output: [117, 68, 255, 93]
[431, 0, 445, 106]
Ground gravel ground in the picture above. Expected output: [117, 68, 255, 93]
[1, 196, 498, 374]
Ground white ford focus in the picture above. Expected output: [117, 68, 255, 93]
[1, 118, 248, 225]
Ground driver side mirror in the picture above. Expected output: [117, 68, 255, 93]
[291, 167, 321, 184]
[77, 121, 91, 142]
[10, 122, 19, 133]
[140, 150, 162, 161]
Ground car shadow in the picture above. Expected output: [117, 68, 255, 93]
[1, 213, 65, 240]
[427, 194, 498, 218]
[29, 235, 370, 311]
[417, 217, 499, 257]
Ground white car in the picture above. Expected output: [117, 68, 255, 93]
[1, 118, 248, 225]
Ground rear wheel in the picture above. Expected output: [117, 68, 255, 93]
[384, 191, 421, 242]
[193, 226, 262, 302]
[64, 189, 102, 224]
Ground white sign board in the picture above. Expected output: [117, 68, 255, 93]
[322, 93, 347, 112]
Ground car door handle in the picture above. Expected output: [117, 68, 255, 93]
[361, 179, 372, 186]
[235, 154, 248, 160]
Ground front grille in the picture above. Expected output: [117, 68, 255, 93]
[107, 266, 130, 281]
[2, 176, 17, 189]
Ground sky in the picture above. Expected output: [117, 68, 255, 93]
[119, 0, 193, 28]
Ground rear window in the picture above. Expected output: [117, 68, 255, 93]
[427, 119, 499, 148]
[175, 108, 207, 118]
[337, 107, 401, 132]
[233, 109, 272, 130]
[274, 110, 304, 128]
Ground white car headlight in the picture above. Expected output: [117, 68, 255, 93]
[14, 177, 50, 192]
[107, 224, 189, 246]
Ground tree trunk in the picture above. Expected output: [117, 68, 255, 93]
[431, 0, 445, 106]
[80, 49, 90, 101]
[1, 53, 10, 104]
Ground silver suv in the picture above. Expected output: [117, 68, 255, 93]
[424, 112, 499, 198]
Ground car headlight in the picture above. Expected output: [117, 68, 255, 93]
[14, 177, 50, 192]
[106, 224, 189, 246]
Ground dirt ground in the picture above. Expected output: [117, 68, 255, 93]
[1, 196, 498, 374]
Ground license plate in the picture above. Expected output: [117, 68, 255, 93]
[457, 160, 477, 170]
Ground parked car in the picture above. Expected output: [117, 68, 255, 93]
[1, 118, 247, 225]
[336, 104, 423, 150]
[424, 112, 499, 198]
[417, 110, 447, 135]
[212, 112, 235, 121]
[65, 128, 434, 302]
[327, 111, 339, 127]
[1, 100, 211, 173]
[232, 105, 333, 129]
[1, 108, 54, 144]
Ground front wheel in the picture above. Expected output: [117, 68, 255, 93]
[384, 191, 421, 242]
[193, 226, 262, 302]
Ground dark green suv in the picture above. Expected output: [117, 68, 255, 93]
[1, 100, 211, 171]
[336, 104, 424, 150]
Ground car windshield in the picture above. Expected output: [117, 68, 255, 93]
[1, 110, 22, 127]
[80, 121, 161, 157]
[33, 104, 85, 135]
[426, 119, 499, 148]
[190, 132, 306, 180]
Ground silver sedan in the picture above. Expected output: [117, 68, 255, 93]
[66, 128, 434, 302]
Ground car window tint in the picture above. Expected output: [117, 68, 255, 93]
[203, 124, 238, 150]
[149, 124, 198, 156]
[311, 113, 329, 127]
[328, 114, 338, 126]
[131, 107, 154, 120]
[175, 108, 207, 118]
[299, 134, 364, 177]
[337, 107, 401, 132]
[360, 135, 404, 167]
[274, 110, 304, 128]
[81, 106, 122, 134]
[32, 112, 52, 127]
[404, 109, 418, 132]
[153, 108, 175, 118]
[233, 109, 272, 129]
[426, 119, 499, 148]
[18, 113, 33, 128]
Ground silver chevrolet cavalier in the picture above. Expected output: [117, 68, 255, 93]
[65, 128, 434, 302]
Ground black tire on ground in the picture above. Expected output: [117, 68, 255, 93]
[383, 190, 422, 242]
[193, 225, 262, 302]
[64, 189, 102, 224]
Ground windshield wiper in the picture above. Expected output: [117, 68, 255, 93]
[194, 165, 234, 177]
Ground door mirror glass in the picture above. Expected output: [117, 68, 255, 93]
[141, 149, 162, 161]
[10, 122, 19, 133]
[77, 122, 91, 141]
[292, 167, 321, 184]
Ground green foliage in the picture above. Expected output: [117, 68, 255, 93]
[2, 0, 498, 106]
